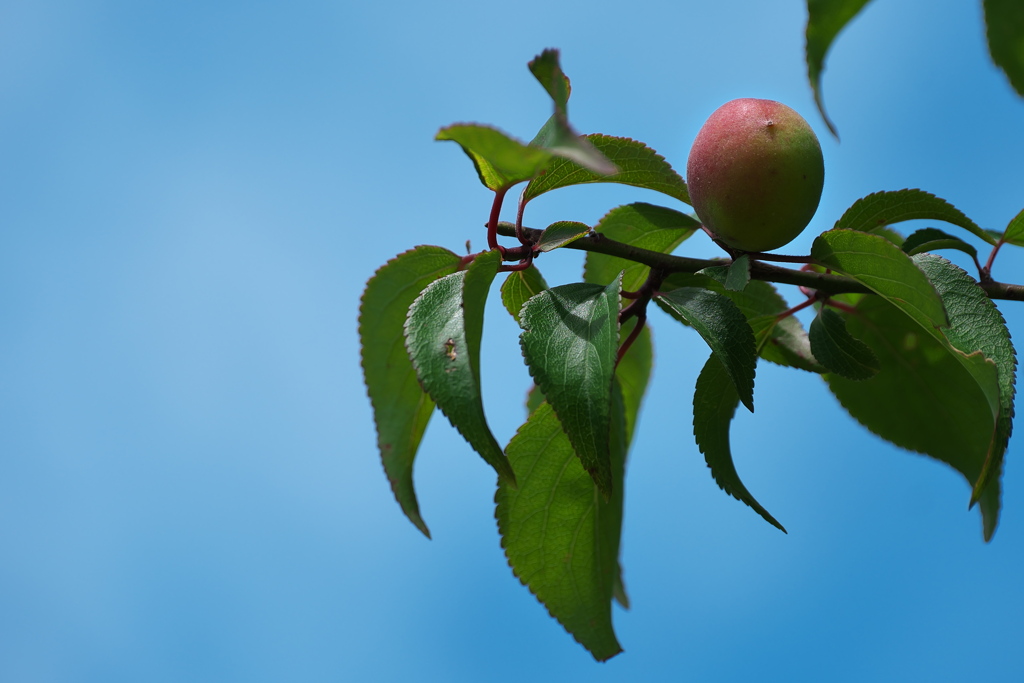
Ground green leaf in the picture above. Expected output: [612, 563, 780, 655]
[699, 254, 751, 292]
[537, 221, 591, 252]
[526, 50, 617, 176]
[811, 229, 949, 331]
[655, 287, 757, 412]
[813, 231, 1003, 439]
[1002, 207, 1024, 246]
[500, 265, 549, 323]
[523, 135, 691, 204]
[809, 307, 880, 380]
[359, 246, 462, 537]
[913, 254, 1016, 521]
[519, 278, 622, 497]
[405, 250, 516, 485]
[805, 0, 873, 137]
[834, 189, 995, 246]
[528, 48, 571, 115]
[663, 273, 824, 373]
[436, 123, 552, 191]
[496, 386, 628, 662]
[984, 0, 1024, 98]
[825, 293, 1002, 539]
[693, 355, 786, 532]
[583, 203, 699, 291]
[901, 228, 979, 261]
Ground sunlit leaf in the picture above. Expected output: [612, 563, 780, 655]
[583, 203, 699, 292]
[1003, 207, 1024, 246]
[405, 250, 516, 485]
[359, 246, 461, 537]
[519, 278, 622, 497]
[834, 189, 995, 245]
[501, 265, 549, 323]
[537, 221, 591, 252]
[436, 123, 552, 191]
[524, 135, 690, 204]
[693, 355, 786, 532]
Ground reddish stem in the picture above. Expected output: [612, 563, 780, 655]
[617, 312, 647, 366]
[982, 238, 1005, 282]
[487, 187, 509, 253]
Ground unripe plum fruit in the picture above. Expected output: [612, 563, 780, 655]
[686, 98, 825, 252]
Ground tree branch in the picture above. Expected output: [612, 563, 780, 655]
[497, 223, 1024, 302]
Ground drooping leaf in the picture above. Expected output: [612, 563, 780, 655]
[436, 123, 552, 191]
[1002, 207, 1024, 246]
[693, 355, 786, 532]
[984, 0, 1024, 98]
[825, 294, 1002, 539]
[405, 250, 516, 485]
[359, 246, 461, 537]
[805, 0, 874, 137]
[519, 278, 622, 497]
[496, 385, 628, 661]
[812, 230, 1002, 430]
[833, 189, 995, 245]
[901, 227, 979, 261]
[537, 221, 591, 252]
[811, 229, 949, 331]
[913, 254, 1017, 517]
[809, 307, 880, 380]
[663, 273, 824, 373]
[655, 287, 757, 412]
[583, 203, 699, 291]
[699, 254, 751, 292]
[527, 50, 617, 176]
[524, 135, 691, 204]
[501, 265, 549, 323]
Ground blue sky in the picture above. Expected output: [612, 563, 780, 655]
[2, 1, 1023, 681]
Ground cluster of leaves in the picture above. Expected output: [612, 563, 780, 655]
[360, 5, 1024, 660]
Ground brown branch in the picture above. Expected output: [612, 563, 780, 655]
[497, 224, 1024, 302]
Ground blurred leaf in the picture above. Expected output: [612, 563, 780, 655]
[359, 246, 461, 537]
[812, 229, 949, 330]
[693, 355, 786, 532]
[805, 0, 874, 137]
[984, 0, 1024, 98]
[656, 287, 757, 412]
[825, 294, 1001, 539]
[406, 250, 516, 485]
[436, 123, 552, 191]
[834, 189, 995, 245]
[524, 135, 690, 204]
[537, 221, 591, 252]
[527, 50, 617, 175]
[583, 203, 699, 291]
[528, 48, 571, 114]
[496, 385, 628, 662]
[809, 307, 880, 380]
[1002, 207, 1024, 246]
[525, 384, 545, 417]
[663, 273, 824, 373]
[901, 228, 979, 261]
[501, 265, 549, 323]
[699, 254, 751, 292]
[520, 278, 622, 497]
[913, 254, 1016, 520]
